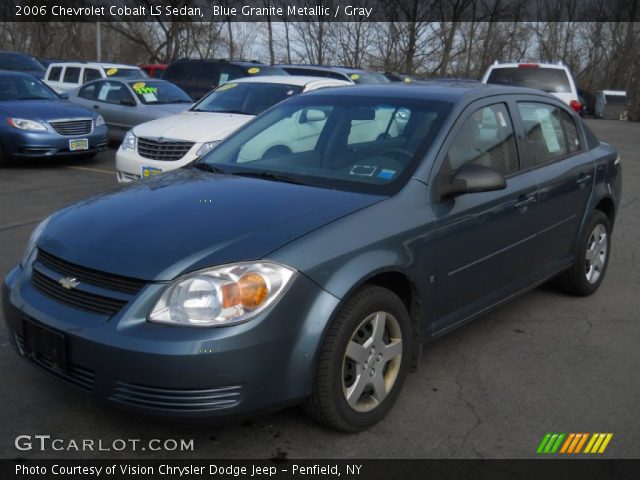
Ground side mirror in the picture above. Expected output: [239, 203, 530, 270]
[300, 108, 327, 123]
[58, 92, 69, 100]
[120, 98, 136, 107]
[437, 163, 506, 201]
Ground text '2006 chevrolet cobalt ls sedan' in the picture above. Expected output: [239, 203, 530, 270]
[3, 84, 621, 431]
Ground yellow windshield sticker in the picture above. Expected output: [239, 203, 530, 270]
[350, 73, 360, 80]
[106, 68, 118, 76]
[216, 82, 237, 92]
[247, 67, 260, 74]
[132, 82, 157, 95]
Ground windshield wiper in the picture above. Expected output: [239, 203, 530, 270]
[232, 170, 306, 185]
[195, 109, 250, 115]
[193, 163, 228, 174]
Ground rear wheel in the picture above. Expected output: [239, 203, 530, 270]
[554, 211, 611, 296]
[304, 285, 411, 432]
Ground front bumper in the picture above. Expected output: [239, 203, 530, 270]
[1, 125, 108, 159]
[115, 146, 200, 183]
[2, 263, 339, 418]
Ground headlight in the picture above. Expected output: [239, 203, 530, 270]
[95, 115, 105, 127]
[149, 262, 295, 327]
[20, 216, 51, 267]
[8, 118, 47, 132]
[121, 130, 136, 150]
[196, 140, 221, 157]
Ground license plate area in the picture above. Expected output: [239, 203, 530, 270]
[141, 166, 163, 178]
[69, 138, 89, 151]
[22, 319, 67, 372]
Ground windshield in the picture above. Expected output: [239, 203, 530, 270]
[487, 67, 571, 93]
[128, 80, 192, 105]
[193, 82, 303, 115]
[347, 71, 391, 84]
[197, 95, 451, 194]
[0, 53, 45, 72]
[0, 75, 58, 101]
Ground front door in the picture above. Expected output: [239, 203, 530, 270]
[431, 101, 539, 332]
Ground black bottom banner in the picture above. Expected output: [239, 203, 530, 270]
[3, 459, 640, 480]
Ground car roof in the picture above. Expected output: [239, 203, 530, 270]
[231, 75, 351, 87]
[0, 70, 41, 79]
[300, 82, 556, 103]
[47, 62, 141, 69]
[488, 62, 569, 70]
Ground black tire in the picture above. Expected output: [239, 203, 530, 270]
[304, 285, 412, 432]
[554, 210, 611, 296]
[0, 142, 8, 167]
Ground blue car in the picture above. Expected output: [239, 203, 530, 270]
[2, 84, 621, 431]
[0, 71, 108, 165]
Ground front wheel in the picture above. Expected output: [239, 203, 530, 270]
[554, 210, 611, 296]
[304, 285, 412, 432]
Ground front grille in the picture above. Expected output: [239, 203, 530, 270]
[110, 382, 243, 412]
[15, 333, 95, 391]
[137, 137, 194, 161]
[32, 269, 127, 316]
[37, 249, 146, 294]
[49, 119, 93, 136]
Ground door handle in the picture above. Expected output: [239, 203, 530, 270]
[93, 105, 100, 109]
[576, 174, 592, 188]
[514, 196, 536, 211]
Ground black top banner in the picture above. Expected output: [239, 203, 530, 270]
[2, 0, 640, 22]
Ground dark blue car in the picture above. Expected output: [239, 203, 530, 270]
[0, 71, 108, 165]
[2, 84, 621, 431]
[0, 50, 46, 79]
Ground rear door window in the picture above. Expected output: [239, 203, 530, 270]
[63, 67, 81, 84]
[517, 102, 581, 168]
[47, 66, 62, 81]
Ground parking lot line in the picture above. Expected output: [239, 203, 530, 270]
[66, 166, 114, 175]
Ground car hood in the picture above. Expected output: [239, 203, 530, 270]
[133, 111, 253, 142]
[146, 103, 192, 117]
[38, 168, 383, 281]
[0, 100, 94, 121]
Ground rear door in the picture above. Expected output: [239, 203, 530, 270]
[514, 99, 595, 272]
[432, 100, 540, 331]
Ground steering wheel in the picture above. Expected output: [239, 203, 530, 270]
[378, 148, 413, 162]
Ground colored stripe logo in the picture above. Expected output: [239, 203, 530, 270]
[537, 433, 613, 454]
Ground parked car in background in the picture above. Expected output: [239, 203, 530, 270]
[67, 78, 192, 141]
[276, 64, 390, 84]
[0, 51, 46, 79]
[44, 62, 147, 94]
[595, 90, 629, 119]
[140, 64, 167, 78]
[3, 84, 621, 431]
[0, 71, 107, 165]
[384, 72, 415, 83]
[163, 58, 288, 100]
[116, 75, 350, 182]
[482, 61, 582, 112]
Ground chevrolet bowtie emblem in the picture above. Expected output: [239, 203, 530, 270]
[58, 276, 80, 290]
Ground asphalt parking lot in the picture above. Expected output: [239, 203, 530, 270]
[1, 119, 638, 460]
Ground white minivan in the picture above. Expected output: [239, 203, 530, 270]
[115, 76, 350, 182]
[44, 62, 147, 94]
[482, 61, 582, 113]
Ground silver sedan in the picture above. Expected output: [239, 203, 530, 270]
[67, 78, 192, 141]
